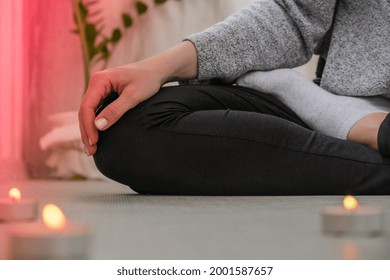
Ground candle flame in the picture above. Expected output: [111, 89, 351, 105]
[42, 204, 67, 230]
[343, 195, 359, 211]
[8, 188, 21, 201]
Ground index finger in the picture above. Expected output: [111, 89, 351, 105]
[79, 73, 113, 153]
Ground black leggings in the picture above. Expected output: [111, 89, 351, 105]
[94, 85, 390, 195]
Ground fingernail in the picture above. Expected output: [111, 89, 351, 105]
[88, 138, 93, 146]
[83, 145, 90, 156]
[95, 118, 108, 130]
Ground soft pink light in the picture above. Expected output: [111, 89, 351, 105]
[0, 0, 34, 181]
[0, 0, 24, 162]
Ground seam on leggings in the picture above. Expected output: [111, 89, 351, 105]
[143, 100, 390, 167]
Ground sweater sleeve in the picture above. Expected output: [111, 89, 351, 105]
[186, 0, 337, 82]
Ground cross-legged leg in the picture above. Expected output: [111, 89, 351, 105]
[94, 85, 390, 195]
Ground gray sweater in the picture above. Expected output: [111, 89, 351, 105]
[187, 0, 390, 97]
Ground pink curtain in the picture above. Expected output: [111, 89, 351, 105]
[22, 0, 84, 178]
[0, 0, 27, 181]
[1, 0, 87, 179]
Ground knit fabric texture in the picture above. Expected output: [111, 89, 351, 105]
[186, 0, 390, 97]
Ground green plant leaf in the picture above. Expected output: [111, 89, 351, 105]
[136, 1, 148, 14]
[85, 23, 99, 58]
[154, 0, 168, 4]
[122, 13, 133, 28]
[85, 23, 98, 43]
[94, 40, 110, 61]
[95, 40, 107, 53]
[78, 1, 88, 19]
[111, 28, 122, 43]
[101, 45, 109, 59]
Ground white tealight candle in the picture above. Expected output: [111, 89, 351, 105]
[7, 204, 91, 260]
[0, 188, 38, 222]
[322, 195, 384, 237]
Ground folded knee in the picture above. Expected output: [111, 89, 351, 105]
[93, 102, 153, 190]
[92, 86, 199, 193]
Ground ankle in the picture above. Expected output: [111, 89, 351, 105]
[347, 113, 388, 149]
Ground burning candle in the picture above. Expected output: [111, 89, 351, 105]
[8, 203, 90, 259]
[322, 195, 384, 236]
[0, 188, 38, 222]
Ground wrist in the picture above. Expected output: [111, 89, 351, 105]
[145, 41, 198, 85]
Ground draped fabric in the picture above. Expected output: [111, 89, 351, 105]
[0, 0, 27, 181]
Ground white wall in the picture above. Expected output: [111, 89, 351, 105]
[103, 0, 254, 67]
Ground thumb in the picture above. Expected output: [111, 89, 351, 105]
[94, 94, 133, 131]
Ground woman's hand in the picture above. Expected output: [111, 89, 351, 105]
[79, 41, 198, 156]
[79, 62, 163, 156]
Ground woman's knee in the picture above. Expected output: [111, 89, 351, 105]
[92, 88, 188, 192]
[93, 100, 152, 188]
